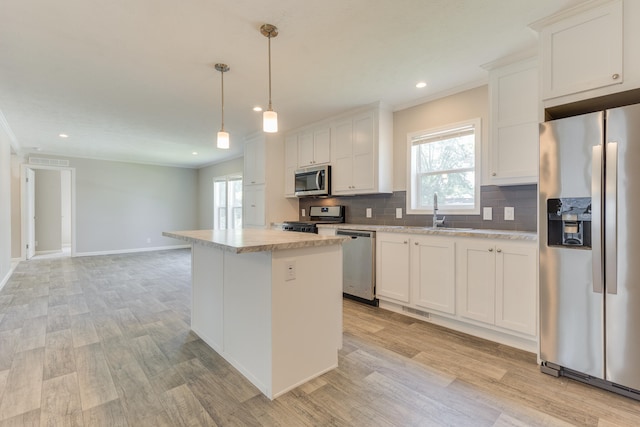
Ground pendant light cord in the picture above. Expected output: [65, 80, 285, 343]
[267, 33, 273, 111]
[220, 68, 225, 131]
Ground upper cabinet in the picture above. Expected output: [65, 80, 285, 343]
[297, 126, 331, 167]
[331, 104, 393, 196]
[485, 56, 539, 185]
[531, 0, 640, 108]
[244, 134, 297, 228]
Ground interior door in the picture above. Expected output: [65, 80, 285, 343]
[26, 168, 35, 259]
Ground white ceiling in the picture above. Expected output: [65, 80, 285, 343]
[0, 0, 586, 168]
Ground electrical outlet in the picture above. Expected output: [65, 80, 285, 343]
[396, 208, 402, 219]
[483, 207, 492, 221]
[285, 260, 296, 281]
[505, 207, 515, 221]
[366, 208, 372, 218]
[301, 208, 306, 217]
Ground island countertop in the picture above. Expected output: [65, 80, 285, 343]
[163, 229, 347, 254]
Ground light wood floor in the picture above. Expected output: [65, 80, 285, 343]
[0, 249, 639, 426]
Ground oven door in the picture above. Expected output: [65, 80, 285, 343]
[295, 165, 330, 197]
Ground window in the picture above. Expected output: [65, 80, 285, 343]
[214, 175, 243, 229]
[407, 118, 481, 215]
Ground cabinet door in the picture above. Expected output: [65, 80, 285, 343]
[489, 59, 539, 184]
[495, 242, 537, 336]
[297, 132, 314, 167]
[541, 0, 622, 100]
[244, 137, 266, 185]
[376, 233, 410, 303]
[332, 119, 354, 194]
[284, 134, 297, 197]
[458, 241, 495, 324]
[411, 237, 455, 314]
[313, 127, 331, 165]
[352, 112, 375, 192]
[243, 185, 265, 228]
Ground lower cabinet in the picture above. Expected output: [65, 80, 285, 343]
[457, 239, 537, 336]
[376, 233, 410, 303]
[376, 232, 538, 348]
[376, 233, 455, 314]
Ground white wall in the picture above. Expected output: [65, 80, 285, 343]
[197, 157, 243, 229]
[0, 125, 12, 286]
[34, 169, 62, 252]
[61, 170, 71, 246]
[392, 85, 490, 190]
[10, 155, 21, 258]
[13, 155, 198, 255]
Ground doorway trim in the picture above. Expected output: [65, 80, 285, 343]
[20, 164, 77, 260]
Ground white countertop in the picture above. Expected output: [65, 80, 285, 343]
[316, 223, 537, 241]
[163, 229, 348, 253]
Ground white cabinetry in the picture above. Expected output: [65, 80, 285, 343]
[376, 233, 455, 315]
[531, 0, 640, 108]
[457, 239, 537, 336]
[297, 126, 331, 167]
[331, 104, 393, 195]
[486, 56, 539, 185]
[376, 232, 410, 303]
[243, 134, 297, 228]
[411, 236, 456, 315]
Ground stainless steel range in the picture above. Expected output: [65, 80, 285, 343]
[282, 206, 345, 233]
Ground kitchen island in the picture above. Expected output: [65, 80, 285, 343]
[162, 229, 346, 399]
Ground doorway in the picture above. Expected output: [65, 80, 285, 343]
[21, 165, 76, 260]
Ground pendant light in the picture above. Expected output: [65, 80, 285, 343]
[215, 63, 230, 149]
[260, 24, 278, 133]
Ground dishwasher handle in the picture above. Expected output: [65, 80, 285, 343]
[336, 230, 375, 239]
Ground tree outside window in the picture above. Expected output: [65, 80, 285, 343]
[407, 119, 481, 215]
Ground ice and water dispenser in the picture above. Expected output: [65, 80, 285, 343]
[547, 198, 592, 248]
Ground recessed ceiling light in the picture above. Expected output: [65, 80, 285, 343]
[253, 106, 263, 112]
[416, 82, 427, 89]
[59, 133, 69, 138]
[192, 151, 198, 155]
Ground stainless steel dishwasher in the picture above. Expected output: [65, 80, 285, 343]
[336, 229, 377, 305]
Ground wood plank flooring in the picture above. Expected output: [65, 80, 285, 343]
[0, 248, 639, 426]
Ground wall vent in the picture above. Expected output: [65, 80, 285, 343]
[29, 157, 70, 167]
[402, 306, 431, 319]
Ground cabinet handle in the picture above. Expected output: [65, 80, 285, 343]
[497, 248, 502, 253]
[612, 73, 620, 80]
[403, 241, 408, 244]
[414, 242, 418, 245]
[491, 172, 497, 176]
[488, 248, 494, 252]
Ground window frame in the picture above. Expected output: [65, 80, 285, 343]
[406, 118, 482, 215]
[213, 174, 243, 230]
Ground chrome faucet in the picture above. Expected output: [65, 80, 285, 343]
[433, 193, 438, 228]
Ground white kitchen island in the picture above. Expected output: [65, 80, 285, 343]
[163, 229, 345, 399]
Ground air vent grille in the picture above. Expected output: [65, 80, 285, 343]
[402, 306, 431, 318]
[29, 157, 70, 167]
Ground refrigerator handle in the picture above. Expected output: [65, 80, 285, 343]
[592, 145, 604, 294]
[605, 142, 618, 295]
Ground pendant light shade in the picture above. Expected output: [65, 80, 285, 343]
[215, 63, 230, 149]
[260, 24, 278, 133]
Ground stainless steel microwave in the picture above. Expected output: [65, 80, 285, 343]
[294, 165, 330, 197]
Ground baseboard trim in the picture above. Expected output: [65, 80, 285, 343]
[0, 260, 20, 292]
[74, 244, 190, 257]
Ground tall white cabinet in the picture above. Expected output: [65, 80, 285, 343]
[243, 133, 297, 228]
[485, 55, 539, 185]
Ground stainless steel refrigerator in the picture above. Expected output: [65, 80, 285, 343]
[539, 103, 640, 399]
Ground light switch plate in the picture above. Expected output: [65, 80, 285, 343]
[505, 207, 515, 221]
[366, 208, 372, 218]
[285, 260, 296, 281]
[396, 208, 402, 219]
[301, 208, 306, 217]
[483, 207, 492, 220]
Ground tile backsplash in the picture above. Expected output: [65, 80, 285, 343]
[298, 185, 537, 232]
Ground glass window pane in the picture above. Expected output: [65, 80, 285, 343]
[415, 134, 475, 173]
[418, 171, 475, 208]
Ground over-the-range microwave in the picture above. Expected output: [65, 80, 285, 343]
[294, 165, 330, 197]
